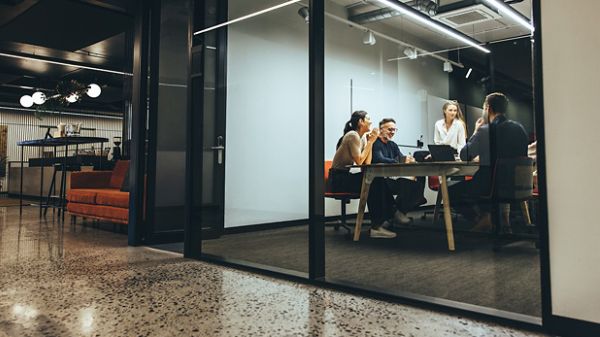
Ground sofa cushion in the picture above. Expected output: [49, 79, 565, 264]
[67, 203, 128, 223]
[109, 160, 130, 189]
[96, 189, 130, 208]
[67, 189, 98, 204]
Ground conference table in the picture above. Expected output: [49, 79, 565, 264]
[349, 161, 480, 251]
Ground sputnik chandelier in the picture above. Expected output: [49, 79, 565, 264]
[19, 80, 102, 108]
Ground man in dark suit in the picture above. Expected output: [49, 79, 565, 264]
[450, 92, 529, 227]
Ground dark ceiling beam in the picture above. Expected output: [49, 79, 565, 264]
[0, 50, 133, 76]
[73, 0, 134, 16]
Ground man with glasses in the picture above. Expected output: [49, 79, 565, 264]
[372, 118, 426, 225]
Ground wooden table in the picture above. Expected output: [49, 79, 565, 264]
[350, 162, 480, 251]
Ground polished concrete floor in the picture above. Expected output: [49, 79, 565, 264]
[0, 206, 549, 337]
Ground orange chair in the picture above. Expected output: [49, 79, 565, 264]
[324, 160, 359, 233]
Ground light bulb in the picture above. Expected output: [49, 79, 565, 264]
[66, 93, 79, 103]
[20, 95, 34, 108]
[32, 91, 46, 105]
[87, 83, 101, 98]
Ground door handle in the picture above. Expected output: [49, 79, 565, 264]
[211, 136, 224, 164]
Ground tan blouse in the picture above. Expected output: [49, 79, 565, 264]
[332, 131, 366, 170]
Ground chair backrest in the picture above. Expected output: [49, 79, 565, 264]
[428, 175, 440, 191]
[324, 160, 333, 193]
[492, 157, 534, 200]
[109, 160, 130, 189]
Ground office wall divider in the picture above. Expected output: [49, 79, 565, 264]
[176, 0, 585, 335]
[128, 0, 153, 245]
[308, 0, 325, 280]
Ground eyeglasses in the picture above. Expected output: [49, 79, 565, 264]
[386, 127, 397, 132]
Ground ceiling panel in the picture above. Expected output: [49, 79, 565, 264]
[0, 0, 132, 51]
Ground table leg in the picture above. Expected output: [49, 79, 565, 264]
[439, 174, 455, 251]
[61, 144, 68, 222]
[353, 173, 372, 242]
[39, 146, 44, 217]
[19, 146, 24, 216]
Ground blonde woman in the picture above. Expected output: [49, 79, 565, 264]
[434, 101, 467, 152]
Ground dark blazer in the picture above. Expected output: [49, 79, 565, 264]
[459, 114, 528, 195]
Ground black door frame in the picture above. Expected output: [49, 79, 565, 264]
[173, 0, 600, 335]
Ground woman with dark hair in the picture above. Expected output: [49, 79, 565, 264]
[330, 111, 396, 239]
[434, 101, 467, 152]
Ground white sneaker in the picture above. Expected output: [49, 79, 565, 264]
[370, 227, 397, 239]
[394, 211, 411, 225]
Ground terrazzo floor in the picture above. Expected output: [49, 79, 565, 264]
[0, 206, 550, 337]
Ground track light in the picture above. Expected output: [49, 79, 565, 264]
[403, 48, 418, 60]
[443, 61, 453, 73]
[362, 31, 376, 46]
[465, 68, 472, 78]
[297, 6, 309, 23]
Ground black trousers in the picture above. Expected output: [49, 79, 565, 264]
[329, 169, 394, 228]
[386, 177, 425, 213]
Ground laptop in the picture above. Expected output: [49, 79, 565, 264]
[428, 144, 456, 161]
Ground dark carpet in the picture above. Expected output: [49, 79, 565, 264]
[153, 215, 541, 318]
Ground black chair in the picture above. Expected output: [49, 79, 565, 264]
[483, 157, 537, 250]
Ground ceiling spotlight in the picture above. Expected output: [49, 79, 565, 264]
[362, 31, 376, 46]
[66, 93, 79, 103]
[19, 95, 34, 108]
[31, 91, 46, 105]
[443, 61, 453, 73]
[403, 48, 418, 60]
[465, 68, 473, 78]
[87, 83, 102, 98]
[297, 6, 309, 24]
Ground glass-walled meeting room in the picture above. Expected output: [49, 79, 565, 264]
[186, 0, 541, 323]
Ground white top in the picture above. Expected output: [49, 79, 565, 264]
[434, 119, 466, 152]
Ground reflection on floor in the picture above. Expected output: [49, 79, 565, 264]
[162, 211, 540, 318]
[0, 206, 546, 337]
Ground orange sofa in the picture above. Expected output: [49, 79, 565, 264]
[67, 160, 130, 224]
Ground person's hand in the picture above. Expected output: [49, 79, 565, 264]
[474, 118, 485, 133]
[405, 155, 416, 163]
[367, 128, 379, 143]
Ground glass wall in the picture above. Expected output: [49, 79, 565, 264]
[185, 0, 542, 322]
[190, 0, 310, 274]
[323, 0, 540, 319]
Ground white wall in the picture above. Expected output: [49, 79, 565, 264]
[224, 1, 452, 225]
[225, 3, 310, 227]
[541, 0, 600, 324]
